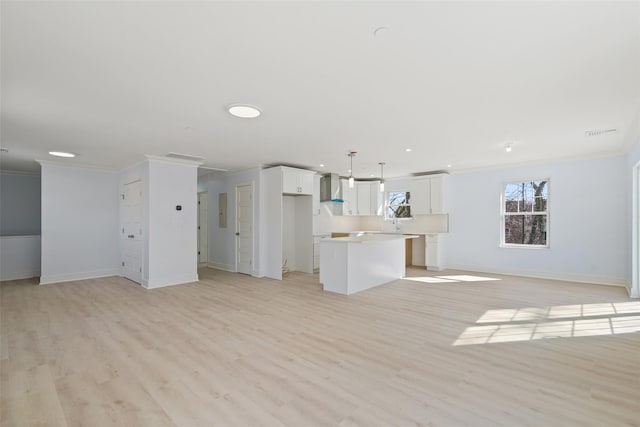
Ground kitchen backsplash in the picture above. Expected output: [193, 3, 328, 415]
[313, 209, 449, 235]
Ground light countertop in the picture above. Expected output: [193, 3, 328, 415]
[322, 234, 419, 244]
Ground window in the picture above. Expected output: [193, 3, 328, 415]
[502, 179, 548, 247]
[387, 191, 411, 218]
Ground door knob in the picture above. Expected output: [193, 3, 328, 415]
[128, 234, 134, 238]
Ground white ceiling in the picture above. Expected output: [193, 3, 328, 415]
[2, 1, 639, 178]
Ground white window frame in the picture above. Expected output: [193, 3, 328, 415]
[500, 178, 550, 249]
[385, 190, 413, 220]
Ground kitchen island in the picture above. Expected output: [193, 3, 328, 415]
[319, 233, 418, 295]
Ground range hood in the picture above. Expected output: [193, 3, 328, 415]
[320, 173, 343, 202]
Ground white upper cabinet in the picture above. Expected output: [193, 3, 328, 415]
[429, 175, 445, 214]
[312, 174, 321, 215]
[370, 182, 382, 215]
[410, 178, 431, 215]
[408, 175, 446, 215]
[341, 179, 356, 215]
[356, 181, 382, 216]
[356, 182, 371, 215]
[282, 167, 314, 195]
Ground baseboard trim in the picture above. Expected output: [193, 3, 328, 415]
[40, 269, 120, 285]
[208, 262, 236, 273]
[445, 264, 629, 289]
[143, 274, 199, 289]
[0, 270, 41, 281]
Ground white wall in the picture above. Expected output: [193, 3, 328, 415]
[198, 168, 261, 276]
[40, 163, 120, 284]
[146, 159, 198, 288]
[445, 155, 628, 286]
[0, 173, 41, 236]
[0, 236, 40, 280]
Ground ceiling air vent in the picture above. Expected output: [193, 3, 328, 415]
[585, 129, 616, 137]
[165, 152, 206, 161]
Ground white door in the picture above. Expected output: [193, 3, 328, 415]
[122, 180, 142, 284]
[236, 184, 253, 275]
[197, 192, 208, 264]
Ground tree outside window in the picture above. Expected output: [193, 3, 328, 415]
[387, 191, 411, 218]
[502, 180, 548, 247]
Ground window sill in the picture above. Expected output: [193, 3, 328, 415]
[499, 244, 550, 250]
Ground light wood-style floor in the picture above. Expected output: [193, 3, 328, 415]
[2, 268, 639, 426]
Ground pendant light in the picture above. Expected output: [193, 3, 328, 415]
[379, 162, 385, 192]
[348, 151, 356, 188]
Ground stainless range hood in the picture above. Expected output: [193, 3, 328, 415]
[320, 173, 343, 202]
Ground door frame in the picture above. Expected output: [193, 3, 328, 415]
[197, 191, 208, 266]
[121, 179, 143, 285]
[235, 182, 254, 275]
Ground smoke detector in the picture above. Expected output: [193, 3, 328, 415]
[585, 129, 616, 137]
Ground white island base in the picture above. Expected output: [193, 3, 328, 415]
[319, 234, 416, 295]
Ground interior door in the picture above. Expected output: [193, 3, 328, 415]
[236, 184, 253, 275]
[197, 192, 208, 264]
[122, 180, 142, 284]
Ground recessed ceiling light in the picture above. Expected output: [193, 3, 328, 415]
[405, 148, 412, 152]
[228, 104, 261, 118]
[505, 143, 513, 153]
[319, 164, 325, 167]
[49, 151, 76, 158]
[447, 164, 452, 168]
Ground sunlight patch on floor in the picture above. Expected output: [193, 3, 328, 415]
[403, 277, 458, 283]
[455, 300, 640, 346]
[404, 275, 501, 284]
[477, 301, 640, 323]
[437, 275, 501, 282]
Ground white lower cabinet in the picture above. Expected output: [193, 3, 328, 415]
[313, 235, 328, 271]
[425, 234, 443, 271]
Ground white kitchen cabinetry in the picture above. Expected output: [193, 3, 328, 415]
[282, 166, 314, 195]
[262, 167, 314, 280]
[356, 182, 371, 215]
[313, 235, 328, 271]
[370, 183, 382, 215]
[341, 179, 356, 215]
[425, 234, 444, 271]
[312, 174, 321, 215]
[429, 176, 445, 214]
[356, 181, 382, 216]
[410, 175, 446, 215]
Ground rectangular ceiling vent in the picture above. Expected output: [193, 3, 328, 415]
[585, 129, 616, 137]
[165, 152, 206, 161]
